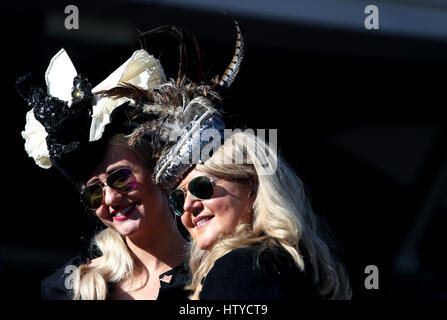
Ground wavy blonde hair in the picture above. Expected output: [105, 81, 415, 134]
[72, 228, 134, 299]
[71, 134, 175, 300]
[186, 131, 352, 299]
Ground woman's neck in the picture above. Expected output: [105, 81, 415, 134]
[125, 214, 188, 275]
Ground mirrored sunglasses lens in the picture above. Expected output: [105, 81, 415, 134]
[169, 189, 185, 216]
[81, 184, 103, 209]
[189, 176, 214, 199]
[107, 168, 136, 192]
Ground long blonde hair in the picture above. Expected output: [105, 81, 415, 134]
[72, 134, 174, 300]
[186, 131, 352, 299]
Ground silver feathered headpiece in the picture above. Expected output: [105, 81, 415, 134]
[98, 20, 244, 191]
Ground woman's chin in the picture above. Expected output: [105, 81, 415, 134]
[196, 238, 217, 251]
[114, 221, 142, 237]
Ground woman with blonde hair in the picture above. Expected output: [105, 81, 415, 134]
[17, 47, 191, 300]
[164, 130, 352, 299]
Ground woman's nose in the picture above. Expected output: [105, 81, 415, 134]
[103, 185, 124, 207]
[183, 191, 203, 216]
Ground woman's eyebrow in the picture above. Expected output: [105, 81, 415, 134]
[106, 165, 129, 174]
[86, 165, 130, 185]
[86, 177, 100, 186]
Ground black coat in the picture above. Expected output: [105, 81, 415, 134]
[199, 245, 320, 300]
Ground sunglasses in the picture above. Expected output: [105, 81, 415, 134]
[80, 168, 137, 209]
[169, 176, 215, 216]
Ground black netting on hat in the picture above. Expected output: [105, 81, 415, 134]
[17, 73, 138, 182]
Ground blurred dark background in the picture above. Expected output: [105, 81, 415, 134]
[1, 0, 446, 300]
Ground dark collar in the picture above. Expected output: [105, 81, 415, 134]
[159, 262, 190, 287]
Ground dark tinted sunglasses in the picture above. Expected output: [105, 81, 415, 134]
[80, 168, 137, 209]
[169, 176, 215, 216]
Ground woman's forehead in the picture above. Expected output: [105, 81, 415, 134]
[88, 145, 140, 178]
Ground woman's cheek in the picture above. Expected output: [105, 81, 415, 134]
[181, 213, 194, 230]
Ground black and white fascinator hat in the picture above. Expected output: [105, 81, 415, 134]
[18, 48, 167, 181]
[17, 21, 244, 190]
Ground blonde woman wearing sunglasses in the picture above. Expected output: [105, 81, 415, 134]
[167, 132, 353, 300]
[69, 135, 189, 300]
[19, 47, 193, 300]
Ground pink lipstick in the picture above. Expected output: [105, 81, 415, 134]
[111, 202, 138, 221]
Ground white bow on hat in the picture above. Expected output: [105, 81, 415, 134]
[22, 48, 166, 168]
